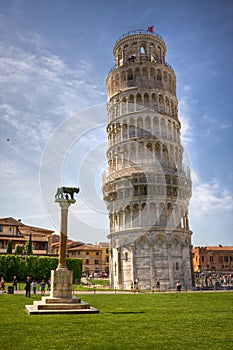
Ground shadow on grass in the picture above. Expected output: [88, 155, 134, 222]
[108, 311, 145, 314]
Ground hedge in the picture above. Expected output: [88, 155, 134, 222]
[0, 255, 82, 283]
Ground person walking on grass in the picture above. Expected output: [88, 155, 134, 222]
[40, 279, 46, 295]
[31, 279, 38, 295]
[1, 277, 6, 293]
[13, 276, 18, 291]
[25, 276, 31, 297]
[156, 279, 160, 292]
[176, 280, 182, 292]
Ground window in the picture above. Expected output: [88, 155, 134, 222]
[209, 256, 214, 262]
[85, 259, 89, 265]
[106, 248, 109, 254]
[125, 252, 128, 262]
[175, 262, 179, 270]
[96, 252, 99, 256]
[201, 256, 204, 262]
[106, 257, 109, 263]
[86, 252, 89, 255]
[219, 256, 223, 263]
[224, 255, 228, 262]
[72, 251, 76, 256]
[0, 226, 3, 232]
[77, 251, 80, 255]
[94, 259, 99, 265]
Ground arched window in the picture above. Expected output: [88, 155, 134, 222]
[128, 69, 133, 86]
[136, 93, 142, 111]
[128, 94, 134, 113]
[140, 46, 145, 54]
[157, 69, 162, 81]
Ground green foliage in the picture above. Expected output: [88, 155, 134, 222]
[36, 256, 58, 280]
[6, 240, 12, 254]
[0, 255, 82, 282]
[0, 255, 20, 281]
[67, 258, 82, 282]
[25, 233, 33, 255]
[15, 244, 24, 254]
[0, 293, 233, 350]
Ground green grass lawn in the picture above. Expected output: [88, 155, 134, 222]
[1, 292, 232, 350]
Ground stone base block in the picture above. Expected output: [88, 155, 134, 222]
[50, 268, 73, 299]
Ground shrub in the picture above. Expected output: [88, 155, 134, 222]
[0, 255, 82, 282]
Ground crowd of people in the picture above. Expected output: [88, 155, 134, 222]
[0, 275, 51, 297]
[1, 272, 233, 295]
[24, 276, 50, 297]
[195, 272, 233, 287]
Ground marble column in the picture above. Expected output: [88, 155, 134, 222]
[57, 199, 75, 269]
[51, 196, 76, 299]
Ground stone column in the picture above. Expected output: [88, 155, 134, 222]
[149, 242, 155, 289]
[51, 194, 76, 299]
[130, 243, 136, 284]
[57, 200, 75, 269]
[167, 242, 174, 289]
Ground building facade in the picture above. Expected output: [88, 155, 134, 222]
[102, 29, 193, 290]
[68, 242, 109, 277]
[51, 238, 110, 277]
[192, 246, 233, 273]
[0, 217, 54, 255]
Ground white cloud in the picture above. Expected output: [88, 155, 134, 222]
[178, 94, 194, 145]
[190, 172, 233, 215]
[202, 112, 232, 137]
[0, 31, 105, 154]
[0, 30, 106, 234]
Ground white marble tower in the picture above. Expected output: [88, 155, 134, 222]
[102, 29, 193, 291]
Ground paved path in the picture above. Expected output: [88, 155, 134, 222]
[4, 288, 233, 296]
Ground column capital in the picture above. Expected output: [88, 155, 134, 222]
[55, 199, 76, 209]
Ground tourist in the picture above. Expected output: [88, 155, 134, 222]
[25, 276, 31, 297]
[1, 277, 6, 293]
[176, 281, 182, 292]
[156, 279, 160, 292]
[31, 279, 37, 295]
[135, 277, 139, 290]
[40, 279, 46, 295]
[13, 276, 18, 291]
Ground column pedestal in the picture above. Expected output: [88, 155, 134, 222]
[50, 268, 73, 299]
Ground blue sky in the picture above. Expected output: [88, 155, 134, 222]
[0, 0, 233, 246]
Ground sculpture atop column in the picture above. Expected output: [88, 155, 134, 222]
[49, 186, 79, 298]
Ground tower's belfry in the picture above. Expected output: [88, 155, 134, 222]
[102, 29, 193, 290]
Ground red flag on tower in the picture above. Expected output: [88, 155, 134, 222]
[147, 26, 154, 33]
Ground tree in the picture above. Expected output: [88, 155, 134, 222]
[15, 244, 24, 255]
[6, 240, 13, 254]
[25, 233, 33, 255]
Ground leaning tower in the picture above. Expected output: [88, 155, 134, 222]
[102, 29, 193, 291]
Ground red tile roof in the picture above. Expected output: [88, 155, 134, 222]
[194, 246, 233, 251]
[68, 244, 101, 251]
[0, 217, 25, 226]
[0, 217, 54, 234]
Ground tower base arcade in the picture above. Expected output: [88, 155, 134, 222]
[109, 229, 193, 291]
